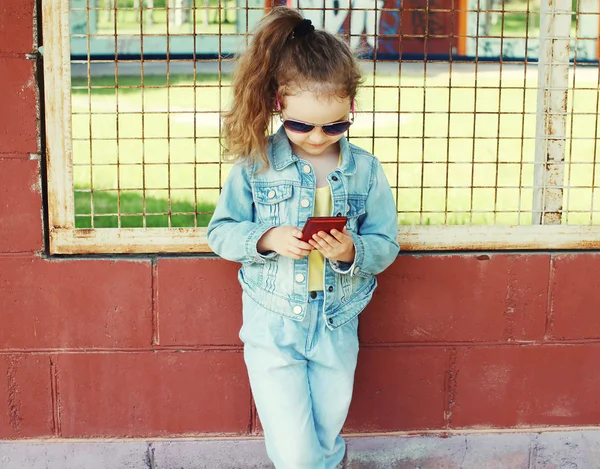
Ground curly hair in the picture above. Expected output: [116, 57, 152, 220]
[221, 6, 362, 167]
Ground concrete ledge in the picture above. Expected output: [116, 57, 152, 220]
[2, 430, 600, 468]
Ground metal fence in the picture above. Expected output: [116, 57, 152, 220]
[42, 0, 600, 253]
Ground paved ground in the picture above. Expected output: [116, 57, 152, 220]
[2, 430, 600, 468]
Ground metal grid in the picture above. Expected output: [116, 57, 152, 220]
[69, 0, 239, 229]
[43, 0, 600, 253]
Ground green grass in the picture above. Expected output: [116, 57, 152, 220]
[488, 0, 578, 37]
[71, 69, 600, 228]
[93, 0, 238, 36]
[74, 187, 214, 228]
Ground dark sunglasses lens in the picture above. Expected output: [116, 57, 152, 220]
[283, 120, 314, 133]
[323, 121, 351, 135]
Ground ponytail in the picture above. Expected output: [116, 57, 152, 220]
[222, 8, 304, 166]
[222, 6, 362, 167]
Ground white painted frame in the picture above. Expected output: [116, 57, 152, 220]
[43, 0, 600, 253]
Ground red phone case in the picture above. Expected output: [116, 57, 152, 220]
[301, 216, 348, 242]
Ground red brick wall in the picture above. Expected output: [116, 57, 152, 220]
[2, 0, 600, 439]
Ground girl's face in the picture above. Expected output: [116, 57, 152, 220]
[281, 90, 351, 158]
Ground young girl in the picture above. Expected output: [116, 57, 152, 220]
[207, 6, 399, 468]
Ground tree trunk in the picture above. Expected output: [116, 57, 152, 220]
[134, 0, 141, 22]
[148, 0, 154, 26]
[483, 0, 492, 36]
[203, 0, 209, 25]
[105, 0, 114, 23]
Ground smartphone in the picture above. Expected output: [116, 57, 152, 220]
[300, 216, 348, 243]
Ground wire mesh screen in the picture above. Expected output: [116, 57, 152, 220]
[68, 0, 600, 229]
[566, 0, 600, 224]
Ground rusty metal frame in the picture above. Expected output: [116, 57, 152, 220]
[43, 0, 211, 254]
[42, 0, 600, 254]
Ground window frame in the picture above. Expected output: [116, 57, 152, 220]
[42, 0, 600, 254]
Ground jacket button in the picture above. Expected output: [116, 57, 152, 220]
[328, 318, 333, 324]
[293, 306, 303, 315]
[353, 266, 360, 274]
[267, 190, 275, 199]
[332, 176, 338, 181]
[303, 165, 311, 174]
[336, 212, 342, 216]
[295, 274, 305, 283]
[301, 199, 310, 208]
[328, 286, 333, 292]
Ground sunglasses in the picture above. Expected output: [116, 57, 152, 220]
[281, 117, 354, 136]
[276, 96, 355, 136]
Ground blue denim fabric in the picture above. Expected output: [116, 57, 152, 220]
[240, 290, 358, 469]
[207, 126, 400, 328]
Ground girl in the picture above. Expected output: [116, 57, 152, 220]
[207, 6, 399, 468]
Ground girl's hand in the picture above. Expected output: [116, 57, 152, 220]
[309, 226, 355, 263]
[257, 226, 314, 260]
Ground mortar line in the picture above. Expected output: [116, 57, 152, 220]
[151, 258, 159, 346]
[544, 254, 555, 339]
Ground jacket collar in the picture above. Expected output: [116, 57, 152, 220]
[269, 125, 357, 176]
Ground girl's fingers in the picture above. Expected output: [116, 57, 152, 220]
[289, 246, 312, 258]
[288, 244, 304, 255]
[308, 236, 328, 254]
[314, 231, 335, 248]
[330, 229, 345, 241]
[311, 234, 326, 249]
[295, 239, 313, 250]
[285, 250, 301, 260]
[294, 247, 312, 257]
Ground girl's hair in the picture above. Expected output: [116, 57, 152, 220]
[222, 6, 362, 166]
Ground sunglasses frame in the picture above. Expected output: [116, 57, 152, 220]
[276, 96, 355, 136]
[280, 116, 354, 136]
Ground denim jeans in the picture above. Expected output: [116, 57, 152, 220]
[240, 290, 360, 469]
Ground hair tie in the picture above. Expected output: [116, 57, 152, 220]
[292, 19, 314, 39]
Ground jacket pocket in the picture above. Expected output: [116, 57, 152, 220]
[252, 182, 294, 225]
[346, 195, 366, 232]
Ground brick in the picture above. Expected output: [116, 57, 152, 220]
[0, 441, 149, 469]
[347, 433, 533, 469]
[346, 435, 467, 469]
[345, 348, 447, 432]
[0, 159, 42, 252]
[548, 254, 600, 339]
[0, 1, 34, 54]
[152, 440, 271, 468]
[360, 254, 549, 343]
[56, 352, 251, 437]
[0, 257, 152, 348]
[461, 433, 532, 468]
[4, 431, 600, 468]
[157, 258, 242, 346]
[0, 58, 37, 154]
[451, 345, 600, 428]
[532, 432, 587, 469]
[581, 431, 600, 467]
[0, 354, 53, 438]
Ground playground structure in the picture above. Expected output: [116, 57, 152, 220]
[70, 0, 600, 60]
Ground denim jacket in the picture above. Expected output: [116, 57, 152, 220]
[207, 126, 400, 330]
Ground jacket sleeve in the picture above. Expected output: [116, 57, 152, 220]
[207, 162, 277, 264]
[330, 158, 400, 277]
